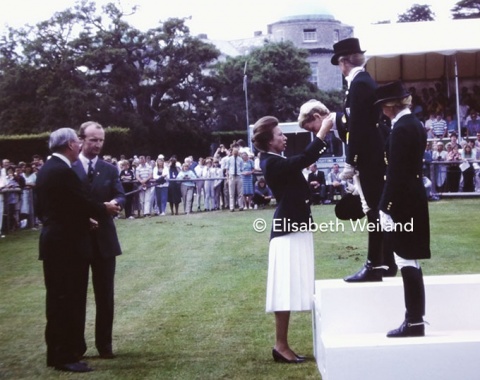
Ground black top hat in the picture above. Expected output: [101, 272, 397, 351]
[331, 38, 366, 65]
[334, 193, 365, 221]
[374, 81, 411, 105]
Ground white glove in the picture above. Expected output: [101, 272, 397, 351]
[339, 163, 355, 180]
[379, 210, 395, 232]
[345, 181, 359, 196]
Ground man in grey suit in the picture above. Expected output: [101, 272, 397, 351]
[72, 121, 125, 359]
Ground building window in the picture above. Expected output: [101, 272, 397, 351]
[303, 29, 317, 42]
[309, 62, 318, 85]
[275, 29, 285, 42]
[333, 30, 339, 42]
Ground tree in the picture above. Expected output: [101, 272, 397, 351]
[452, 0, 480, 19]
[0, 1, 221, 157]
[212, 41, 327, 131]
[0, 8, 94, 134]
[397, 4, 435, 22]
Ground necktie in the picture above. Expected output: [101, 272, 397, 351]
[88, 160, 94, 182]
[234, 156, 237, 176]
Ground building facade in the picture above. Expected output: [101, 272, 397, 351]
[267, 14, 353, 91]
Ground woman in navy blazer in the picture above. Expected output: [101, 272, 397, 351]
[251, 114, 331, 363]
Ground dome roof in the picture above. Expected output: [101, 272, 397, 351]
[278, 14, 335, 22]
[275, 2, 334, 22]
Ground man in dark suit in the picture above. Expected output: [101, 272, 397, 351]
[35, 128, 120, 372]
[72, 121, 125, 359]
[307, 163, 327, 205]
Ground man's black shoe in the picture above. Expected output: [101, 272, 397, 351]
[54, 362, 93, 372]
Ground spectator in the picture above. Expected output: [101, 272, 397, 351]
[240, 151, 255, 209]
[167, 157, 182, 216]
[252, 177, 273, 209]
[177, 162, 197, 215]
[20, 162, 36, 227]
[449, 132, 461, 151]
[445, 142, 461, 192]
[474, 133, 480, 192]
[466, 110, 480, 137]
[460, 144, 476, 192]
[326, 163, 345, 202]
[202, 158, 215, 211]
[424, 112, 436, 138]
[423, 142, 433, 178]
[445, 114, 458, 136]
[153, 157, 168, 216]
[5, 166, 23, 231]
[431, 113, 447, 138]
[135, 155, 154, 217]
[214, 144, 228, 159]
[119, 160, 135, 219]
[432, 141, 447, 192]
[220, 149, 231, 209]
[225, 147, 244, 212]
[0, 173, 5, 237]
[307, 163, 327, 205]
[212, 159, 224, 210]
[194, 158, 206, 212]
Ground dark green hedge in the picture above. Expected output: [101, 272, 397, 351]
[0, 127, 131, 164]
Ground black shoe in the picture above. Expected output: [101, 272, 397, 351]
[272, 348, 305, 364]
[344, 262, 383, 282]
[387, 319, 425, 338]
[292, 351, 307, 360]
[54, 362, 93, 372]
[98, 350, 115, 359]
[383, 264, 398, 277]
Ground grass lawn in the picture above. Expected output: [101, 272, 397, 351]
[0, 199, 479, 379]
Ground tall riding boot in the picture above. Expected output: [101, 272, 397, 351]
[387, 266, 426, 337]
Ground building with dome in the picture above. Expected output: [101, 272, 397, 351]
[202, 10, 354, 91]
[267, 13, 353, 90]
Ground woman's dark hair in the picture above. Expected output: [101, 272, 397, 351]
[251, 116, 279, 152]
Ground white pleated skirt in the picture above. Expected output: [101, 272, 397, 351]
[265, 231, 315, 313]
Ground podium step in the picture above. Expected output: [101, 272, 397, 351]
[313, 274, 480, 380]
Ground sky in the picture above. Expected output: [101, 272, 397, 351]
[0, 0, 460, 41]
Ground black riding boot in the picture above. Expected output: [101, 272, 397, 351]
[344, 260, 384, 282]
[387, 266, 426, 337]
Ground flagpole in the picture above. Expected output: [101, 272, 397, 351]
[243, 60, 250, 149]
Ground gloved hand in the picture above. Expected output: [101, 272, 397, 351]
[345, 182, 359, 196]
[339, 163, 355, 180]
[379, 210, 395, 232]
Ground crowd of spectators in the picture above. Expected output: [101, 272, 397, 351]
[2, 83, 479, 236]
[410, 83, 480, 138]
[0, 140, 275, 236]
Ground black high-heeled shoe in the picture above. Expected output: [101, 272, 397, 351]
[292, 351, 307, 360]
[272, 348, 305, 364]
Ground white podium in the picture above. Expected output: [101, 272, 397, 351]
[312, 274, 480, 380]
